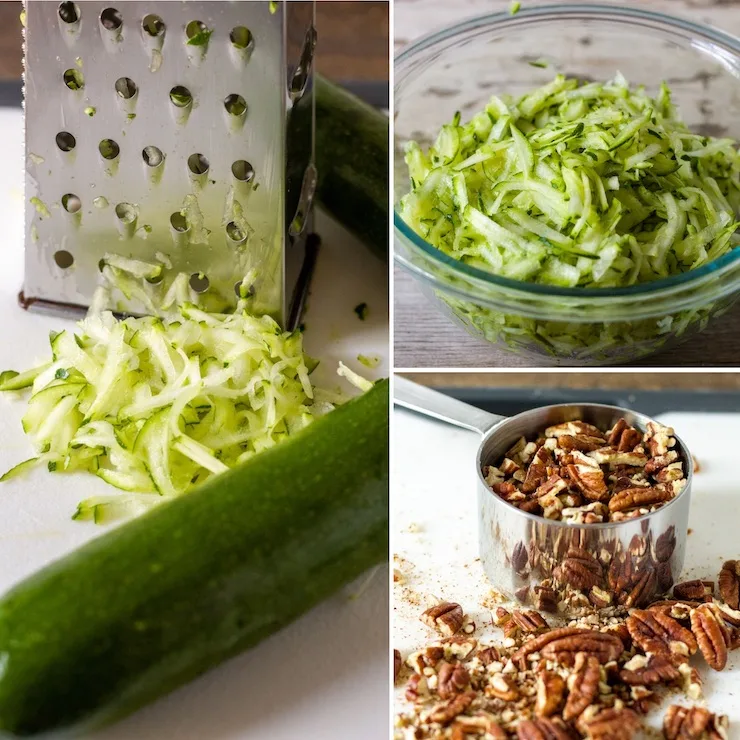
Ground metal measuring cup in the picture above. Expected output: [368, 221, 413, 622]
[395, 377, 693, 615]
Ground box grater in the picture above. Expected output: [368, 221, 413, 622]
[22, 0, 317, 325]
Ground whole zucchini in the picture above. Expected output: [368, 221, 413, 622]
[0, 380, 388, 736]
[291, 75, 389, 261]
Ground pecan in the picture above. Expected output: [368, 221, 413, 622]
[394, 649, 402, 683]
[589, 586, 612, 609]
[609, 486, 672, 513]
[519, 499, 542, 515]
[588, 448, 648, 466]
[645, 421, 675, 457]
[581, 707, 641, 740]
[493, 481, 526, 502]
[444, 636, 478, 660]
[719, 560, 740, 610]
[607, 418, 642, 451]
[406, 645, 445, 673]
[511, 627, 622, 669]
[674, 579, 714, 602]
[487, 673, 519, 702]
[644, 451, 678, 475]
[512, 541, 529, 574]
[534, 586, 559, 613]
[493, 607, 511, 627]
[500, 457, 522, 476]
[505, 436, 527, 461]
[511, 609, 549, 634]
[717, 602, 740, 628]
[609, 552, 634, 596]
[517, 717, 574, 740]
[437, 661, 470, 699]
[619, 654, 680, 685]
[607, 418, 628, 446]
[563, 652, 601, 722]
[535, 670, 565, 717]
[566, 461, 608, 502]
[655, 527, 677, 562]
[623, 569, 657, 608]
[535, 474, 568, 498]
[626, 610, 697, 663]
[656, 561, 675, 594]
[428, 690, 476, 725]
[648, 600, 697, 622]
[522, 447, 554, 494]
[477, 646, 500, 665]
[557, 434, 606, 452]
[421, 602, 464, 637]
[546, 421, 605, 440]
[663, 705, 729, 740]
[405, 673, 428, 702]
[554, 547, 603, 591]
[452, 715, 507, 740]
[691, 603, 730, 671]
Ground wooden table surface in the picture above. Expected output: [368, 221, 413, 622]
[394, 0, 740, 369]
[0, 1, 390, 82]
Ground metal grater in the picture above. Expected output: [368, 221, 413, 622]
[22, 0, 317, 325]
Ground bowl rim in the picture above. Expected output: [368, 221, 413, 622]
[393, 3, 740, 300]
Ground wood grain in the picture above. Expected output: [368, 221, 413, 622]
[0, 1, 390, 82]
[394, 0, 740, 369]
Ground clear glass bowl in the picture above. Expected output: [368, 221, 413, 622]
[394, 5, 740, 366]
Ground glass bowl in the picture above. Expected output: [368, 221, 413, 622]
[394, 5, 740, 366]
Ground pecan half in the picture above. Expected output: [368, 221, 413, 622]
[558, 434, 606, 452]
[394, 649, 402, 683]
[691, 603, 730, 671]
[512, 541, 529, 574]
[719, 560, 740, 610]
[563, 652, 600, 722]
[428, 690, 476, 725]
[567, 460, 608, 501]
[580, 707, 641, 740]
[626, 609, 697, 663]
[623, 569, 657, 609]
[619, 654, 680, 685]
[554, 547, 603, 591]
[663, 704, 729, 740]
[673, 579, 714, 602]
[511, 627, 622, 669]
[655, 527, 677, 562]
[517, 717, 574, 740]
[437, 661, 470, 699]
[535, 671, 565, 717]
[648, 600, 697, 622]
[609, 486, 672, 513]
[522, 447, 554, 494]
[421, 602, 464, 637]
[512, 609, 549, 634]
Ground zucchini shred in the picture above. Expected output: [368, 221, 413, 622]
[400, 74, 740, 288]
[0, 305, 371, 523]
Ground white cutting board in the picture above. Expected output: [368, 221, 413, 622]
[0, 107, 389, 739]
[393, 408, 740, 738]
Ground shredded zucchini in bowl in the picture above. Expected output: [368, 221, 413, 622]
[400, 74, 740, 288]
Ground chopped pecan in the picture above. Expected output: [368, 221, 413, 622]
[719, 560, 740, 610]
[644, 451, 678, 475]
[626, 609, 697, 663]
[566, 460, 608, 502]
[512, 541, 529, 574]
[493, 481, 526, 503]
[588, 448, 648, 467]
[654, 462, 684, 483]
[428, 690, 476, 725]
[619, 654, 680, 685]
[554, 547, 603, 591]
[406, 645, 445, 673]
[562, 652, 601, 722]
[674, 579, 714, 602]
[663, 705, 729, 740]
[511, 627, 622, 669]
[609, 486, 672, 513]
[648, 600, 697, 622]
[581, 707, 641, 740]
[607, 418, 642, 451]
[558, 434, 606, 452]
[589, 586, 612, 609]
[519, 499, 542, 515]
[522, 447, 554, 494]
[691, 603, 730, 671]
[437, 661, 470, 699]
[500, 457, 522, 476]
[512, 609, 549, 634]
[517, 717, 574, 740]
[494, 607, 511, 627]
[405, 673, 428, 702]
[394, 649, 402, 683]
[421, 602, 464, 637]
[487, 673, 519, 702]
[443, 636, 478, 661]
[505, 436, 527, 462]
[546, 421, 605, 440]
[534, 585, 559, 613]
[535, 671, 565, 717]
[535, 474, 568, 498]
[717, 601, 740, 628]
[645, 421, 675, 457]
[477, 645, 500, 665]
[452, 715, 507, 740]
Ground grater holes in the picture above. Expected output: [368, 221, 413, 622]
[234, 280, 253, 299]
[231, 160, 255, 183]
[63, 69, 84, 91]
[185, 20, 210, 44]
[170, 86, 193, 108]
[54, 251, 74, 269]
[142, 146, 164, 167]
[100, 8, 123, 31]
[115, 77, 138, 100]
[187, 154, 210, 176]
[61, 194, 81, 214]
[226, 222, 247, 243]
[99, 139, 120, 160]
[56, 132, 76, 152]
[170, 213, 189, 232]
[230, 27, 253, 50]
[189, 273, 210, 293]
[142, 14, 165, 37]
[115, 203, 137, 224]
[224, 95, 247, 117]
[58, 2, 80, 24]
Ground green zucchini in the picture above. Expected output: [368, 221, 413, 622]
[291, 75, 389, 261]
[0, 380, 389, 736]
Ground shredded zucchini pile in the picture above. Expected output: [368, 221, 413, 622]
[0, 306, 368, 523]
[400, 74, 740, 287]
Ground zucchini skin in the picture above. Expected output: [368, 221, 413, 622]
[0, 381, 389, 737]
[292, 75, 389, 261]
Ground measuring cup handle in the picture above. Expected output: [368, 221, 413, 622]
[394, 376, 505, 435]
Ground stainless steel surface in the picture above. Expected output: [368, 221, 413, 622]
[24, 0, 316, 323]
[394, 378, 693, 613]
[394, 375, 503, 435]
